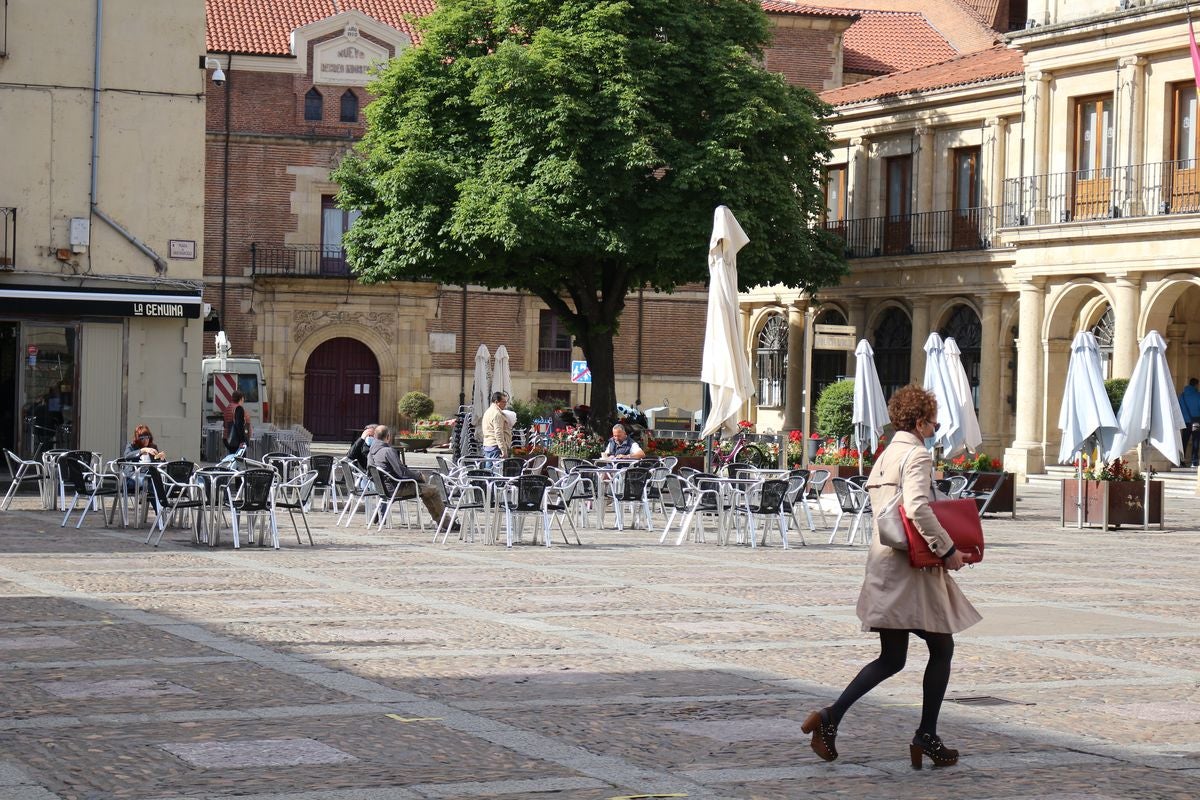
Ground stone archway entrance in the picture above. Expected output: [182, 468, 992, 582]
[304, 337, 381, 441]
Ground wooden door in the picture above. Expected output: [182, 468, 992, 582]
[303, 337, 380, 441]
[1171, 83, 1200, 213]
[883, 155, 912, 255]
[1072, 96, 1113, 220]
[951, 147, 982, 249]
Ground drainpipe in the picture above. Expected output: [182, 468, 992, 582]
[220, 53, 231, 326]
[90, 0, 168, 273]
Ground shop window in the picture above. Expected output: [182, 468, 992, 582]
[538, 311, 573, 372]
[304, 87, 323, 121]
[873, 306, 911, 399]
[756, 314, 787, 407]
[340, 90, 359, 123]
[939, 304, 981, 410]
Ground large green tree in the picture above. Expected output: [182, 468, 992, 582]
[334, 0, 845, 434]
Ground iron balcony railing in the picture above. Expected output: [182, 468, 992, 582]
[1002, 158, 1200, 227]
[0, 208, 14, 269]
[251, 243, 357, 278]
[538, 348, 572, 372]
[824, 206, 998, 259]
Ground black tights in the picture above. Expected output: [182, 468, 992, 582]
[828, 629, 954, 736]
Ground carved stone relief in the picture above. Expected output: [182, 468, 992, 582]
[292, 309, 396, 344]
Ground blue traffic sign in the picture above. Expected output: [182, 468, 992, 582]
[570, 360, 592, 383]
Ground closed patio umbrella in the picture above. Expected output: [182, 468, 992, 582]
[700, 206, 752, 440]
[492, 345, 512, 399]
[472, 344, 491, 423]
[852, 339, 889, 474]
[943, 337, 983, 456]
[1058, 330, 1121, 528]
[1106, 330, 1184, 529]
[921, 332, 964, 455]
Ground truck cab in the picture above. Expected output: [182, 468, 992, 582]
[201, 332, 267, 432]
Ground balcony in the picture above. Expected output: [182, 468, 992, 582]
[538, 348, 572, 372]
[0, 208, 14, 270]
[251, 243, 357, 278]
[1002, 159, 1200, 228]
[825, 206, 998, 259]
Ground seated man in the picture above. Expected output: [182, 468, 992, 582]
[600, 423, 645, 461]
[347, 424, 377, 471]
[368, 425, 457, 530]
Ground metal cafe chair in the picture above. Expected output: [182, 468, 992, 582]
[2, 448, 46, 510]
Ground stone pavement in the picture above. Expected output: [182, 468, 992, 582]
[1, 476, 1199, 800]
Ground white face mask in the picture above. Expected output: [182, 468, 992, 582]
[365, 436, 374, 446]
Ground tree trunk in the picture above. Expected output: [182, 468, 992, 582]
[577, 323, 617, 437]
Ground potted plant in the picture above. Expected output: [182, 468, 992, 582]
[545, 425, 605, 467]
[938, 451, 1015, 515]
[644, 435, 706, 471]
[1060, 457, 1163, 530]
[414, 414, 455, 446]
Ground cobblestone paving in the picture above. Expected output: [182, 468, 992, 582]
[0, 480, 1199, 799]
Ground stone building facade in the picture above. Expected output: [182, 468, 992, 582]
[0, 0, 207, 461]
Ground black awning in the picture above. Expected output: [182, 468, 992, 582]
[0, 284, 203, 319]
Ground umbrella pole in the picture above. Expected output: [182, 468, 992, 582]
[1141, 442, 1149, 532]
[1076, 449, 1083, 530]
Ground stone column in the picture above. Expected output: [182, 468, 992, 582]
[846, 298, 867, 338]
[1043, 336, 1072, 465]
[1005, 279, 1046, 479]
[910, 299, 930, 384]
[849, 137, 868, 219]
[978, 296, 1003, 452]
[1118, 55, 1147, 216]
[1027, 71, 1052, 224]
[915, 126, 935, 215]
[986, 117, 1008, 211]
[784, 304, 806, 430]
[1111, 274, 1141, 379]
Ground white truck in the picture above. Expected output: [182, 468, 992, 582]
[201, 332, 267, 459]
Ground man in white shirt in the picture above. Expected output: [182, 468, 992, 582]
[481, 391, 512, 460]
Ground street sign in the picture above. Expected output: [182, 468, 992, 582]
[812, 323, 857, 351]
[570, 360, 592, 383]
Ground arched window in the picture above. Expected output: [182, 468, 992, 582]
[939, 304, 982, 410]
[873, 306, 912, 399]
[304, 87, 323, 121]
[1091, 306, 1115, 378]
[756, 315, 787, 407]
[812, 307, 849, 399]
[340, 90, 359, 123]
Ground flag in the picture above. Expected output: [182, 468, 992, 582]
[1190, 16, 1200, 90]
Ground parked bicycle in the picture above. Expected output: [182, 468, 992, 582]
[710, 429, 775, 472]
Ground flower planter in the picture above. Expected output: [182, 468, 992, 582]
[672, 455, 706, 473]
[396, 437, 434, 452]
[1060, 479, 1163, 530]
[810, 463, 870, 492]
[416, 429, 451, 447]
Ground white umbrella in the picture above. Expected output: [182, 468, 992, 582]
[472, 344, 491, 424]
[1058, 330, 1121, 528]
[700, 205, 752, 439]
[491, 345, 512, 399]
[921, 332, 964, 455]
[1106, 330, 1184, 529]
[943, 337, 983, 455]
[852, 339, 889, 473]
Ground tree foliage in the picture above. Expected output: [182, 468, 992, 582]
[334, 0, 846, 433]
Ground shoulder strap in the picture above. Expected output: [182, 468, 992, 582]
[889, 446, 921, 498]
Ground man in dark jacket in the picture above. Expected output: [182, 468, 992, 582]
[347, 424, 377, 470]
[368, 425, 454, 527]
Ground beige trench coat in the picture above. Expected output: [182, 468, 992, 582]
[857, 431, 981, 634]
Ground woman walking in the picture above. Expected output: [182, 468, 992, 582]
[802, 384, 980, 768]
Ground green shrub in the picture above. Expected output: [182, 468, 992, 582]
[1104, 378, 1129, 414]
[815, 379, 855, 439]
[398, 391, 435, 420]
[508, 397, 555, 429]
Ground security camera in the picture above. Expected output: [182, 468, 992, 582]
[212, 67, 225, 86]
[202, 57, 226, 87]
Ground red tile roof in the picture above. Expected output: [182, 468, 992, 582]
[821, 44, 1022, 105]
[955, 0, 1000, 28]
[205, 0, 434, 56]
[760, 1, 858, 17]
[844, 11, 958, 74]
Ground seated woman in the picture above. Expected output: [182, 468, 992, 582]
[125, 425, 166, 462]
[599, 423, 645, 461]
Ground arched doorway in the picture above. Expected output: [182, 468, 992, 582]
[939, 304, 982, 410]
[812, 308, 849, 399]
[873, 306, 912, 398]
[304, 338, 380, 441]
[1089, 305, 1115, 379]
[756, 314, 787, 408]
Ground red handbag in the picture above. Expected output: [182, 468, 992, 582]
[900, 498, 985, 569]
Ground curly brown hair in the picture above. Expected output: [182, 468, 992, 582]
[887, 385, 938, 433]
